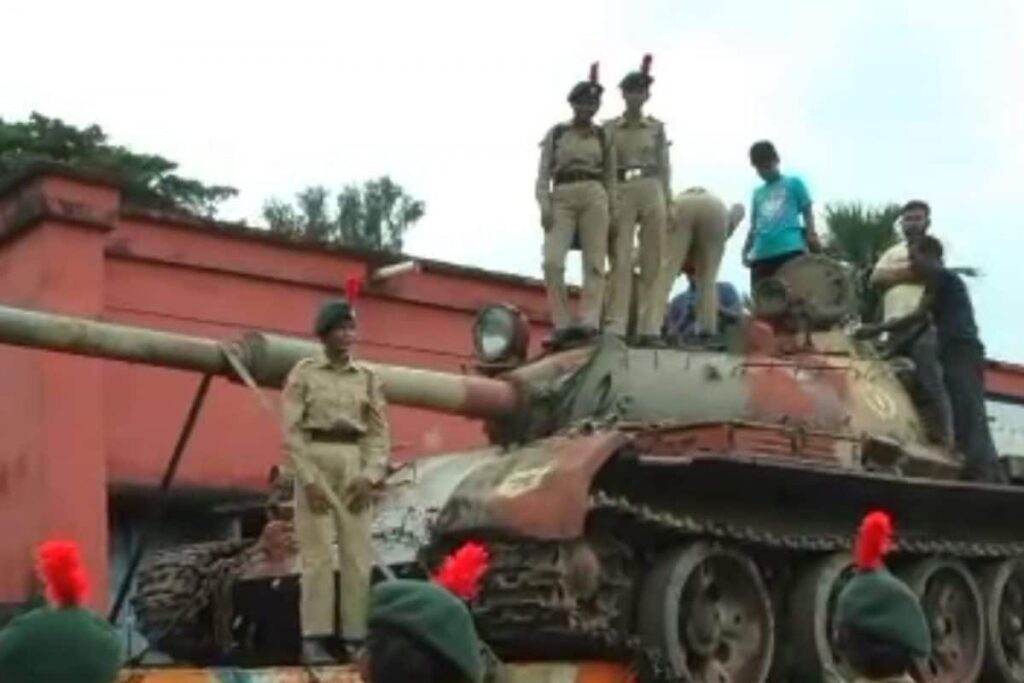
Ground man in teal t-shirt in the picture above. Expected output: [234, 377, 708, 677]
[742, 140, 821, 288]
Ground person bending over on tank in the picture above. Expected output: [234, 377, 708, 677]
[834, 511, 931, 683]
[535, 63, 616, 348]
[854, 236, 1006, 483]
[741, 141, 821, 291]
[655, 188, 745, 344]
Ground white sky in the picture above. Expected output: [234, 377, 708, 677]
[3, 0, 1023, 360]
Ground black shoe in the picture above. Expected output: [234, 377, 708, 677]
[545, 325, 598, 350]
[302, 637, 338, 665]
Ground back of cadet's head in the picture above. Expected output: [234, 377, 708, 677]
[366, 623, 465, 683]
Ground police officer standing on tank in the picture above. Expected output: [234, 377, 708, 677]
[535, 63, 616, 347]
[603, 55, 671, 344]
[281, 297, 390, 663]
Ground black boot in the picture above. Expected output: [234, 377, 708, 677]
[301, 637, 338, 665]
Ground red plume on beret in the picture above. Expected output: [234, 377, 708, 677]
[37, 539, 89, 607]
[433, 541, 490, 601]
[589, 62, 600, 84]
[641, 54, 653, 76]
[345, 275, 362, 303]
[854, 510, 893, 571]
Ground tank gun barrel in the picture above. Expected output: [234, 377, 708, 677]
[0, 304, 519, 419]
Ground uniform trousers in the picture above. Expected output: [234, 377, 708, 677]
[294, 441, 373, 640]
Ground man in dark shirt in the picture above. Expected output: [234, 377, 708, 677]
[855, 235, 1005, 483]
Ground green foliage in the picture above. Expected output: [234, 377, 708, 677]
[823, 202, 902, 322]
[264, 176, 425, 252]
[0, 112, 237, 217]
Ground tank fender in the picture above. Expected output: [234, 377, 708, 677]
[433, 430, 630, 539]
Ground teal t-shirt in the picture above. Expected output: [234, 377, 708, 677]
[750, 174, 811, 261]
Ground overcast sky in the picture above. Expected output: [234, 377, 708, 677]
[3, 1, 1022, 360]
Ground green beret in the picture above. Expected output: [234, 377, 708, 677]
[835, 569, 931, 658]
[370, 580, 484, 683]
[619, 71, 653, 91]
[568, 81, 603, 104]
[314, 298, 355, 336]
[0, 606, 122, 683]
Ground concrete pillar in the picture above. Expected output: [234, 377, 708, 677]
[0, 168, 118, 610]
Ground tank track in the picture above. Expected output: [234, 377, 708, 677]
[467, 488, 1024, 683]
[588, 490, 1024, 559]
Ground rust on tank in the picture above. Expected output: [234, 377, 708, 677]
[435, 431, 629, 539]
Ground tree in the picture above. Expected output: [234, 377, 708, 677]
[263, 176, 425, 252]
[0, 112, 237, 217]
[823, 202, 902, 322]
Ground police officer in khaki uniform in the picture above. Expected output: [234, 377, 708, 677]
[603, 55, 670, 343]
[652, 188, 744, 337]
[281, 297, 390, 663]
[535, 63, 616, 345]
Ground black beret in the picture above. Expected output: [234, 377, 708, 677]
[314, 298, 355, 336]
[620, 71, 653, 91]
[567, 81, 603, 104]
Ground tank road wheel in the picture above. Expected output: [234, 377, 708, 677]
[980, 559, 1024, 683]
[786, 552, 857, 682]
[638, 542, 774, 683]
[902, 558, 985, 683]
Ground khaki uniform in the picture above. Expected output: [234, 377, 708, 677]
[652, 188, 730, 334]
[603, 115, 670, 336]
[535, 122, 616, 330]
[281, 353, 389, 641]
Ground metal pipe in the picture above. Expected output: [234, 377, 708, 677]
[235, 332, 520, 418]
[0, 304, 520, 420]
[0, 304, 229, 374]
[370, 260, 420, 283]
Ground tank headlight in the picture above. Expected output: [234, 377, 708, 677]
[472, 304, 529, 366]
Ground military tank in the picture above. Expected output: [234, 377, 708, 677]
[2, 254, 1022, 683]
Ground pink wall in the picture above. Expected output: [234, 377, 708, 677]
[0, 168, 553, 606]
[0, 173, 117, 608]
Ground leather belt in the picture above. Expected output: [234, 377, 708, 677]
[307, 429, 361, 444]
[554, 170, 603, 185]
[618, 166, 658, 182]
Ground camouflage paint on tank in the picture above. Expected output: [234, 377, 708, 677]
[119, 662, 635, 683]
[431, 333, 955, 540]
[435, 432, 629, 540]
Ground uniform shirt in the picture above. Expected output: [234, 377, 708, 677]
[0, 606, 122, 683]
[749, 175, 811, 261]
[873, 242, 924, 320]
[535, 122, 616, 204]
[604, 115, 671, 196]
[924, 268, 980, 350]
[281, 352, 390, 485]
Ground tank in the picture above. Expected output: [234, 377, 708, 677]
[1, 254, 1022, 683]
